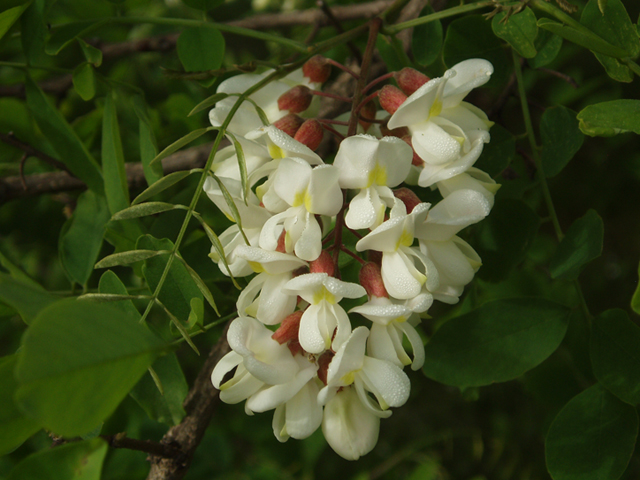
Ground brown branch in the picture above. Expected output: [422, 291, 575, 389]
[0, 143, 212, 203]
[103, 433, 184, 459]
[0, 131, 72, 173]
[146, 322, 231, 480]
[0, 74, 72, 99]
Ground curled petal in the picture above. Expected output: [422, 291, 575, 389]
[326, 326, 368, 387]
[246, 363, 318, 413]
[360, 356, 411, 409]
[380, 250, 425, 300]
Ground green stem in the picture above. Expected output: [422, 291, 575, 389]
[383, 1, 496, 35]
[512, 49, 563, 241]
[529, 0, 584, 31]
[0, 61, 71, 74]
[512, 49, 592, 324]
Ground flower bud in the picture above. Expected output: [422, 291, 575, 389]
[378, 85, 407, 115]
[276, 230, 287, 253]
[393, 187, 421, 213]
[309, 250, 335, 277]
[359, 101, 377, 132]
[401, 135, 424, 166]
[359, 262, 388, 298]
[395, 68, 430, 96]
[367, 250, 382, 266]
[303, 55, 332, 84]
[278, 85, 313, 114]
[380, 124, 409, 139]
[294, 119, 324, 151]
[272, 310, 304, 355]
[317, 350, 335, 385]
[273, 113, 304, 137]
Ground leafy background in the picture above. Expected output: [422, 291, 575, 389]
[1, 0, 640, 479]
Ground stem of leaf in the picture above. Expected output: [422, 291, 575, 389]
[382, 2, 496, 35]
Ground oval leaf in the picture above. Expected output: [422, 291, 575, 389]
[591, 309, 640, 405]
[412, 5, 443, 66]
[95, 249, 168, 269]
[111, 202, 186, 221]
[177, 26, 225, 72]
[546, 383, 638, 480]
[15, 299, 165, 436]
[537, 18, 629, 59]
[149, 127, 215, 167]
[102, 93, 130, 214]
[422, 298, 570, 387]
[72, 63, 96, 101]
[541, 106, 584, 177]
[577, 99, 640, 137]
[492, 7, 538, 58]
[188, 92, 230, 117]
[549, 209, 603, 280]
[0, 273, 56, 325]
[132, 169, 199, 205]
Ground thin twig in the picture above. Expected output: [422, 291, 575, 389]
[103, 434, 184, 460]
[0, 132, 72, 173]
[538, 67, 579, 89]
[317, 0, 363, 63]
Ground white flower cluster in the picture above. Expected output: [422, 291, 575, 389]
[205, 58, 498, 460]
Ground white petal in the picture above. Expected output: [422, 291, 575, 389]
[442, 59, 493, 107]
[412, 122, 462, 166]
[246, 364, 318, 412]
[381, 250, 425, 300]
[256, 273, 298, 325]
[367, 323, 405, 367]
[283, 381, 323, 440]
[293, 212, 323, 261]
[299, 303, 333, 354]
[398, 322, 425, 370]
[345, 188, 384, 230]
[333, 134, 382, 189]
[360, 356, 411, 408]
[387, 76, 447, 130]
[211, 351, 242, 389]
[326, 326, 368, 386]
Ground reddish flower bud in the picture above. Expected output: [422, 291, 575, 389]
[359, 262, 388, 298]
[273, 113, 304, 137]
[278, 85, 313, 114]
[276, 230, 287, 253]
[294, 119, 324, 151]
[317, 350, 335, 385]
[272, 310, 304, 355]
[359, 101, 377, 132]
[394, 187, 421, 213]
[310, 250, 335, 277]
[401, 135, 424, 166]
[378, 85, 407, 115]
[368, 250, 382, 266]
[395, 68, 430, 96]
[303, 55, 332, 84]
[380, 124, 409, 139]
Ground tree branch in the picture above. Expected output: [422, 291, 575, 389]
[0, 143, 212, 203]
[146, 323, 231, 480]
[103, 433, 184, 460]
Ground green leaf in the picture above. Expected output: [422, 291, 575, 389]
[132, 95, 163, 186]
[15, 299, 165, 436]
[541, 106, 585, 177]
[77, 38, 103, 66]
[491, 7, 538, 58]
[187, 297, 204, 329]
[546, 384, 638, 480]
[195, 214, 241, 290]
[95, 249, 169, 269]
[0, 248, 40, 287]
[0, 273, 56, 325]
[577, 99, 640, 136]
[20, 0, 46, 64]
[7, 437, 108, 480]
[581, 0, 640, 58]
[189, 92, 230, 117]
[474, 199, 540, 282]
[178, 257, 219, 315]
[632, 262, 640, 314]
[474, 123, 515, 177]
[226, 132, 249, 203]
[376, 35, 410, 72]
[102, 92, 130, 214]
[177, 26, 225, 72]
[132, 169, 200, 205]
[98, 270, 141, 320]
[137, 235, 203, 323]
[25, 75, 104, 192]
[0, 2, 31, 41]
[0, 355, 41, 456]
[111, 202, 187, 221]
[412, 5, 443, 66]
[529, 30, 563, 69]
[60, 191, 110, 285]
[150, 127, 215, 167]
[443, 15, 510, 88]
[422, 298, 570, 387]
[537, 18, 629, 59]
[46, 20, 106, 55]
[590, 309, 640, 405]
[182, 0, 224, 10]
[130, 354, 188, 426]
[549, 209, 603, 280]
[72, 63, 96, 101]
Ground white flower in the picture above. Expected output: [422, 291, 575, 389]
[318, 327, 411, 417]
[235, 245, 307, 325]
[333, 134, 413, 229]
[211, 316, 300, 404]
[282, 272, 366, 353]
[387, 59, 494, 187]
[356, 202, 439, 300]
[322, 386, 380, 461]
[259, 158, 342, 261]
[437, 167, 500, 208]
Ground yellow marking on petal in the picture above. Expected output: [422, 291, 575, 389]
[394, 315, 407, 323]
[486, 183, 501, 194]
[268, 144, 285, 159]
[452, 135, 465, 146]
[312, 286, 336, 305]
[367, 164, 387, 187]
[219, 380, 232, 391]
[256, 183, 267, 201]
[248, 261, 264, 273]
[395, 229, 413, 250]
[379, 398, 390, 410]
[429, 99, 442, 119]
[223, 211, 235, 222]
[292, 188, 307, 207]
[304, 190, 313, 211]
[285, 231, 293, 252]
[341, 371, 356, 386]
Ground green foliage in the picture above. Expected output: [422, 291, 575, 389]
[423, 298, 570, 387]
[0, 273, 55, 325]
[177, 27, 225, 73]
[577, 99, 640, 136]
[546, 384, 638, 480]
[491, 8, 538, 59]
[411, 5, 442, 66]
[14, 299, 165, 436]
[541, 106, 584, 177]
